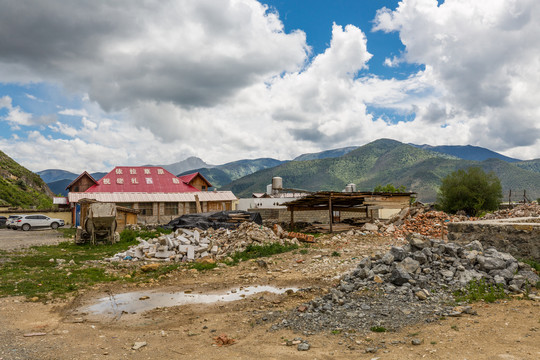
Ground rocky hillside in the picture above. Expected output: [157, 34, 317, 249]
[0, 150, 53, 209]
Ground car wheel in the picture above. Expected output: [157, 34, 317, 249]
[22, 224, 31, 231]
[51, 222, 59, 230]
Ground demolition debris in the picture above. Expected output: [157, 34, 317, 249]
[107, 222, 299, 262]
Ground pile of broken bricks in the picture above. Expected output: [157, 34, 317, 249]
[106, 222, 300, 263]
[358, 207, 471, 239]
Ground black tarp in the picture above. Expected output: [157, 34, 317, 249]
[163, 210, 262, 230]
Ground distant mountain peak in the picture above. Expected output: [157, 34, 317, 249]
[410, 144, 521, 162]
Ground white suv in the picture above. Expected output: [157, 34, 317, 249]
[15, 214, 65, 231]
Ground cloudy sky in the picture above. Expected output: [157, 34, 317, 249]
[1, 0, 539, 173]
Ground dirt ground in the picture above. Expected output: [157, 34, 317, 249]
[0, 228, 65, 251]
[0, 234, 539, 360]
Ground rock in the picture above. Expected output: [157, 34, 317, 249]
[132, 341, 147, 350]
[140, 263, 160, 272]
[297, 342, 310, 351]
[399, 257, 420, 274]
[390, 247, 407, 261]
[363, 223, 379, 231]
[389, 266, 411, 286]
[411, 338, 423, 345]
[415, 289, 429, 300]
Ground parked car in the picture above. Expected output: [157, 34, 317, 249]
[6, 215, 24, 230]
[14, 214, 65, 231]
[0, 216, 6, 228]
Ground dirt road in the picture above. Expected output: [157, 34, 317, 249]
[0, 234, 538, 359]
[0, 228, 66, 251]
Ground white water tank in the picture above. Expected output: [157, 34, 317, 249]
[345, 185, 353, 192]
[348, 183, 357, 192]
[272, 177, 283, 190]
[266, 184, 273, 195]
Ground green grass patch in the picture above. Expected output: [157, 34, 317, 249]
[453, 278, 507, 303]
[331, 251, 341, 257]
[58, 227, 77, 238]
[299, 249, 309, 255]
[370, 326, 387, 333]
[189, 262, 218, 271]
[0, 228, 174, 299]
[226, 242, 299, 265]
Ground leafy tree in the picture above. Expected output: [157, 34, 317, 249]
[374, 184, 407, 193]
[437, 167, 502, 216]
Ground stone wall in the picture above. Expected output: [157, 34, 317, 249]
[447, 217, 540, 261]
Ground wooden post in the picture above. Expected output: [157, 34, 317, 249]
[290, 206, 294, 230]
[329, 194, 333, 233]
[195, 195, 202, 213]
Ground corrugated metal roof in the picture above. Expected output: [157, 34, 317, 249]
[68, 191, 237, 203]
[85, 166, 199, 193]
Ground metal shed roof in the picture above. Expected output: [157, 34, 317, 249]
[68, 191, 237, 203]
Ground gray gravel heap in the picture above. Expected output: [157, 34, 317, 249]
[274, 235, 539, 335]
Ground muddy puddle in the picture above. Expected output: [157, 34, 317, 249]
[84, 285, 297, 318]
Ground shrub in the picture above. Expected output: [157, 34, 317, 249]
[437, 167, 502, 216]
[374, 184, 406, 193]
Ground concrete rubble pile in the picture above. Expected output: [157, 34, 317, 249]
[481, 203, 540, 220]
[275, 234, 539, 334]
[106, 222, 299, 262]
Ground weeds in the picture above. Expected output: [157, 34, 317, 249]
[521, 258, 540, 273]
[453, 278, 507, 303]
[226, 242, 299, 265]
[189, 262, 218, 271]
[370, 326, 387, 333]
[331, 251, 341, 257]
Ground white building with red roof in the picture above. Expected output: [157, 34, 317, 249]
[67, 166, 236, 224]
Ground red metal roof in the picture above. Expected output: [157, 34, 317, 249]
[85, 166, 199, 193]
[177, 172, 212, 187]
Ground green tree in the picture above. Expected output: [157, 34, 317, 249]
[374, 184, 407, 193]
[437, 167, 502, 216]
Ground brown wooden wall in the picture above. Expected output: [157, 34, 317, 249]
[69, 176, 96, 193]
[189, 176, 210, 191]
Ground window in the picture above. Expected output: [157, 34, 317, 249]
[131, 178, 138, 184]
[164, 203, 178, 215]
[146, 177, 153, 184]
[202, 185, 207, 190]
[117, 178, 124, 184]
[157, 168, 164, 174]
[117, 203, 133, 209]
[103, 178, 111, 184]
[172, 178, 180, 184]
[138, 203, 153, 216]
[116, 168, 123, 174]
[130, 168, 137, 174]
[144, 168, 151, 174]
[189, 202, 197, 213]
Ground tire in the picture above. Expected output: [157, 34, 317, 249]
[51, 222, 59, 230]
[22, 223, 31, 231]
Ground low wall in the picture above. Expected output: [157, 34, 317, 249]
[0, 210, 72, 225]
[447, 217, 540, 261]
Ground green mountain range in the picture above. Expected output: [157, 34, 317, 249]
[0, 150, 53, 209]
[178, 158, 285, 189]
[221, 139, 540, 202]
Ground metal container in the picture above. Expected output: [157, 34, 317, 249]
[272, 177, 283, 190]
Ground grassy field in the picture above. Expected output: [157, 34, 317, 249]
[0, 228, 304, 300]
